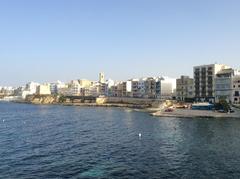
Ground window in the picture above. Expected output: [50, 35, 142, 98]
[234, 91, 240, 96]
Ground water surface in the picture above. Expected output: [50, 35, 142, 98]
[1, 102, 240, 178]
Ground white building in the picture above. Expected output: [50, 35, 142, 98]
[125, 80, 132, 96]
[49, 81, 66, 94]
[0, 86, 15, 96]
[68, 80, 81, 96]
[14, 82, 40, 99]
[25, 82, 40, 94]
[106, 79, 115, 88]
[215, 69, 240, 103]
[160, 76, 176, 99]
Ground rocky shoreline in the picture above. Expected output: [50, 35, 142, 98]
[13, 100, 240, 119]
[11, 95, 240, 119]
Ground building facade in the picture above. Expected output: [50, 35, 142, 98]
[144, 77, 157, 98]
[194, 64, 229, 102]
[36, 84, 51, 95]
[160, 77, 176, 99]
[176, 76, 194, 101]
[131, 79, 139, 98]
[233, 75, 240, 104]
[215, 69, 239, 103]
[122, 81, 132, 97]
[99, 72, 105, 83]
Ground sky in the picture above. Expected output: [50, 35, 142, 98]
[0, 0, 240, 86]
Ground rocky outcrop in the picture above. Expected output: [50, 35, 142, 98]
[25, 95, 58, 104]
[24, 95, 165, 109]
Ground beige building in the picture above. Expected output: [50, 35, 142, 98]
[99, 72, 105, 83]
[110, 82, 124, 97]
[194, 64, 230, 102]
[36, 84, 51, 95]
[176, 76, 194, 101]
[78, 79, 93, 88]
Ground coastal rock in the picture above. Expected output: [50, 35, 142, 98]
[25, 95, 58, 104]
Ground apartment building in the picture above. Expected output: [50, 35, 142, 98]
[122, 81, 132, 97]
[215, 69, 240, 103]
[233, 75, 240, 104]
[131, 79, 139, 98]
[194, 64, 229, 102]
[160, 77, 176, 99]
[144, 77, 157, 98]
[176, 76, 194, 101]
[36, 84, 51, 95]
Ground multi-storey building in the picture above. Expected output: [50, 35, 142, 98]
[176, 76, 194, 101]
[68, 80, 81, 96]
[122, 81, 132, 97]
[131, 79, 139, 98]
[0, 86, 15, 96]
[78, 79, 93, 88]
[194, 64, 230, 102]
[138, 78, 146, 98]
[215, 69, 240, 103]
[105, 79, 115, 96]
[97, 82, 108, 96]
[36, 84, 51, 95]
[160, 77, 176, 99]
[144, 77, 157, 98]
[155, 79, 161, 99]
[49, 81, 66, 94]
[233, 75, 240, 104]
[25, 82, 40, 94]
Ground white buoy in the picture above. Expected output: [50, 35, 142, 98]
[3, 119, 5, 122]
[139, 133, 142, 138]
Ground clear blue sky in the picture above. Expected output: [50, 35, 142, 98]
[0, 0, 240, 86]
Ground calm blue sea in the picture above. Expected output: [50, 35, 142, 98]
[1, 102, 240, 178]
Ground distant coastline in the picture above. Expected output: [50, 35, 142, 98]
[4, 94, 239, 119]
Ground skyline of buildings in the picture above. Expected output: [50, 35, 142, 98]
[1, 63, 240, 104]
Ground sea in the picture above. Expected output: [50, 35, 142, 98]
[1, 102, 240, 179]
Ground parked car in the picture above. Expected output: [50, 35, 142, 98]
[165, 108, 174, 112]
[218, 109, 225, 113]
